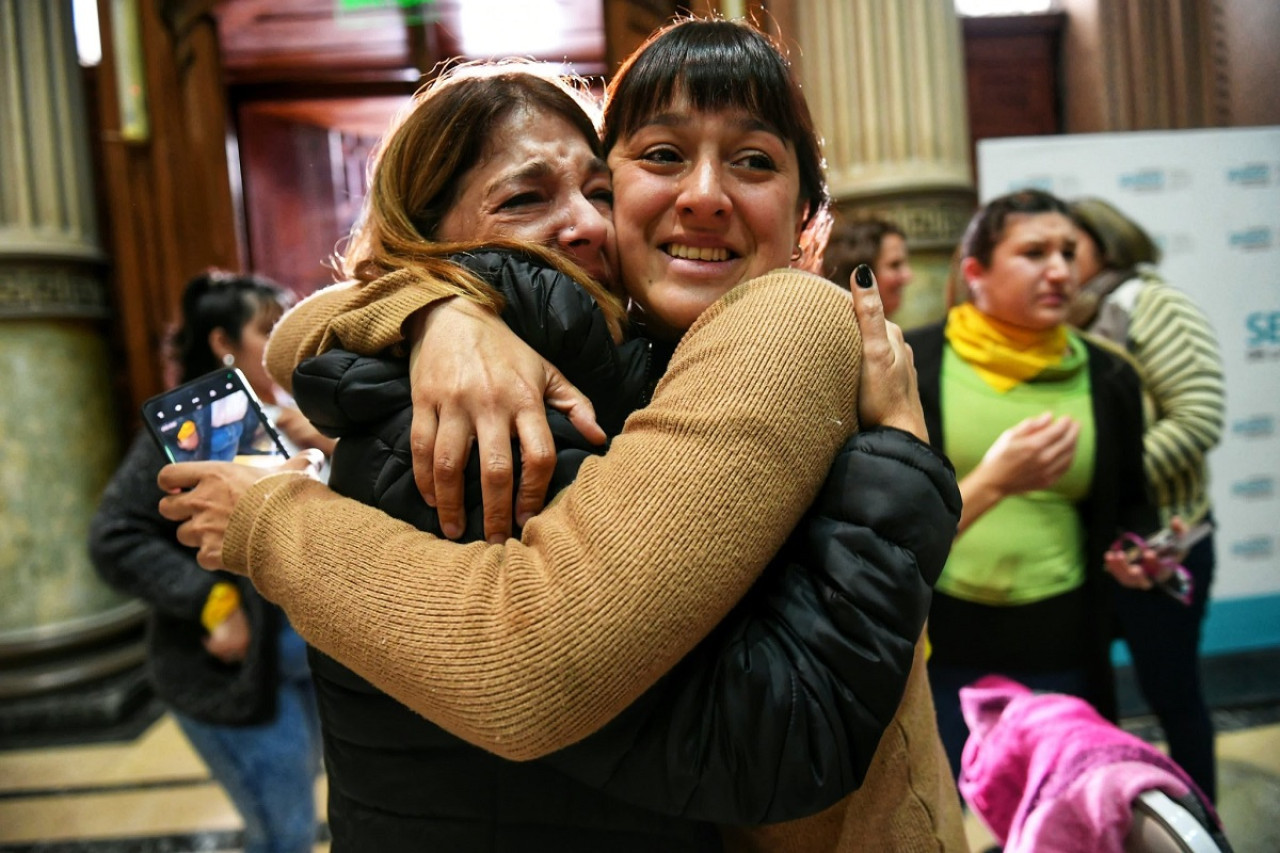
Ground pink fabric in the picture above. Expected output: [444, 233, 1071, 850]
[959, 675, 1201, 853]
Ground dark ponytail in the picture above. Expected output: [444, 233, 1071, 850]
[170, 270, 291, 383]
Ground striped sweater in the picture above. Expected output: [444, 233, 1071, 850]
[1085, 267, 1225, 525]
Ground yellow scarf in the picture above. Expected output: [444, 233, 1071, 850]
[944, 303, 1070, 392]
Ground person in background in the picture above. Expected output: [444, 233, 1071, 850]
[89, 271, 326, 853]
[1069, 196, 1225, 802]
[906, 188, 1161, 780]
[824, 213, 914, 316]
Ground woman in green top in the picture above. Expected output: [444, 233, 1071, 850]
[905, 188, 1160, 779]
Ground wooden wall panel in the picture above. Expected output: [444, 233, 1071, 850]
[93, 0, 239, 416]
[961, 13, 1064, 179]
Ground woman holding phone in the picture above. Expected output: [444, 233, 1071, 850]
[90, 272, 324, 853]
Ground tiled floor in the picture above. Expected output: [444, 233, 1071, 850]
[1, 705, 1277, 851]
[0, 711, 328, 852]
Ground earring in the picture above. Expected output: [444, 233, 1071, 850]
[790, 243, 803, 261]
[222, 353, 235, 367]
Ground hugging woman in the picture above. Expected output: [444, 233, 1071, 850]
[161, 19, 968, 853]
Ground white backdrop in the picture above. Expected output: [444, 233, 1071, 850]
[977, 127, 1280, 653]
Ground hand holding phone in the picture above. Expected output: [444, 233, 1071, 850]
[143, 368, 290, 466]
[1110, 520, 1211, 606]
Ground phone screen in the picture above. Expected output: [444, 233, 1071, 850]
[142, 369, 289, 466]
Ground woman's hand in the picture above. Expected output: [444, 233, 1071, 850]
[203, 607, 251, 663]
[981, 412, 1080, 495]
[1105, 516, 1188, 590]
[406, 298, 605, 544]
[1104, 548, 1157, 590]
[957, 412, 1080, 534]
[157, 451, 324, 571]
[850, 265, 926, 441]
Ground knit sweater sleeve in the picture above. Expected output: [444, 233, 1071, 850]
[224, 270, 860, 761]
[264, 270, 474, 394]
[1127, 281, 1225, 519]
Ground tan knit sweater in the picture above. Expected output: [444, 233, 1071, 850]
[235, 267, 968, 852]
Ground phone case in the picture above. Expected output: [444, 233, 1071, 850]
[141, 368, 290, 466]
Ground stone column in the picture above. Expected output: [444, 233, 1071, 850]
[791, 0, 975, 328]
[0, 0, 145, 715]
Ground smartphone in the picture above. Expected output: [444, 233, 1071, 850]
[142, 368, 290, 466]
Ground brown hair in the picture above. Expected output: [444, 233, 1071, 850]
[338, 61, 625, 331]
[824, 215, 906, 288]
[1068, 196, 1161, 272]
[602, 18, 830, 258]
[960, 188, 1072, 267]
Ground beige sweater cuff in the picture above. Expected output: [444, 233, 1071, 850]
[223, 471, 313, 578]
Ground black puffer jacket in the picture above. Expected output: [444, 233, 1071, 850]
[294, 250, 962, 850]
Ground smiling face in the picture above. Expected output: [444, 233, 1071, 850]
[963, 212, 1079, 332]
[607, 99, 805, 339]
[436, 107, 617, 286]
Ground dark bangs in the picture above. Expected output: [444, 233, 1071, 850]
[603, 19, 827, 227]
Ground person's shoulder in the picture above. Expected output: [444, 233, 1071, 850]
[1133, 271, 1209, 316]
[707, 269, 851, 325]
[453, 248, 608, 333]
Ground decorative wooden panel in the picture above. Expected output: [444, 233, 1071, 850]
[961, 13, 1065, 177]
[93, 0, 240, 415]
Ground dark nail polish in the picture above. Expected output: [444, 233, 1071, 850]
[854, 264, 875, 289]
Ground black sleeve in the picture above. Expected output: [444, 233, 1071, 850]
[88, 433, 222, 621]
[1112, 358, 1161, 536]
[543, 427, 961, 824]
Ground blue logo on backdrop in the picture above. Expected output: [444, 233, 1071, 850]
[1233, 414, 1276, 438]
[1230, 537, 1274, 559]
[1226, 163, 1272, 187]
[1246, 311, 1280, 345]
[1230, 228, 1273, 251]
[1119, 168, 1191, 193]
[1231, 477, 1275, 500]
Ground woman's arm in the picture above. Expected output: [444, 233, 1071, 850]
[266, 270, 600, 539]
[1127, 283, 1225, 498]
[266, 269, 499, 392]
[162, 271, 861, 761]
[546, 427, 959, 823]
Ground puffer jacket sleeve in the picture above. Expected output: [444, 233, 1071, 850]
[544, 427, 960, 823]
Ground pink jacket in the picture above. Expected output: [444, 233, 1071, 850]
[958, 675, 1216, 853]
